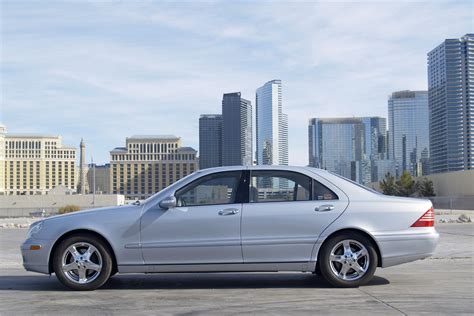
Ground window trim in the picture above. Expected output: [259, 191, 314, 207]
[248, 170, 313, 204]
[312, 179, 339, 201]
[174, 171, 246, 207]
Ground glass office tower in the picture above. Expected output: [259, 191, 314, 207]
[256, 79, 289, 167]
[428, 34, 473, 174]
[199, 114, 222, 169]
[388, 90, 430, 177]
[308, 117, 388, 184]
[222, 92, 253, 166]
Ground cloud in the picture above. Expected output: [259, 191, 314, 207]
[1, 0, 472, 166]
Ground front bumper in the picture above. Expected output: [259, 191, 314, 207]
[21, 239, 53, 274]
[375, 228, 440, 268]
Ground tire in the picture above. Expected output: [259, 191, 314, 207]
[53, 234, 113, 291]
[318, 232, 377, 287]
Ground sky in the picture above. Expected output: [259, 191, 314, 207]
[1, 0, 472, 165]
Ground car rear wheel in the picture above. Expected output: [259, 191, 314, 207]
[319, 232, 377, 287]
[53, 234, 113, 291]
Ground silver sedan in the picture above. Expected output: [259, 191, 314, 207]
[21, 166, 439, 290]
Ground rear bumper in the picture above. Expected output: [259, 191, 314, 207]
[374, 228, 439, 268]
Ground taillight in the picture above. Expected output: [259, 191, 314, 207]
[411, 207, 435, 227]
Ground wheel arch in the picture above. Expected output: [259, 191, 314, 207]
[48, 229, 118, 275]
[316, 228, 383, 269]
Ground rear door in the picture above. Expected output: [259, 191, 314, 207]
[241, 170, 348, 263]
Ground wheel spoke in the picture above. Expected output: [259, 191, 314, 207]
[338, 263, 350, 279]
[77, 268, 87, 283]
[85, 261, 101, 272]
[342, 240, 351, 254]
[354, 248, 368, 260]
[67, 245, 81, 260]
[83, 245, 98, 260]
[62, 262, 77, 273]
[330, 254, 345, 263]
[352, 262, 367, 275]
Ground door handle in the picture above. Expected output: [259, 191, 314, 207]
[315, 205, 335, 212]
[218, 208, 239, 216]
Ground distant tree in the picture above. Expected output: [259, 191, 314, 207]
[396, 171, 417, 197]
[58, 205, 80, 214]
[416, 178, 436, 197]
[379, 172, 397, 196]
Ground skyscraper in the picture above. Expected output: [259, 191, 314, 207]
[308, 117, 387, 184]
[388, 90, 430, 177]
[256, 79, 288, 166]
[222, 92, 252, 166]
[428, 34, 473, 174]
[199, 114, 222, 169]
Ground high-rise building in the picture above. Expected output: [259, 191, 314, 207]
[87, 163, 110, 194]
[308, 117, 388, 184]
[109, 135, 198, 199]
[0, 126, 77, 195]
[428, 34, 473, 174]
[199, 114, 222, 169]
[388, 90, 430, 177]
[256, 79, 288, 166]
[222, 92, 252, 166]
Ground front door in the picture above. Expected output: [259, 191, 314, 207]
[140, 171, 245, 264]
[241, 170, 348, 263]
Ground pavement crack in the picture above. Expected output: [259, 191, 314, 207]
[358, 288, 407, 316]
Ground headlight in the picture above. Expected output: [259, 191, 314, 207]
[26, 221, 43, 239]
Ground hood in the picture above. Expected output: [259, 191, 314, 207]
[43, 204, 139, 222]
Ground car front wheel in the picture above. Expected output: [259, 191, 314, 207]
[319, 232, 377, 287]
[53, 234, 113, 291]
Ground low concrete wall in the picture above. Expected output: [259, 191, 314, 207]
[423, 169, 474, 197]
[0, 194, 125, 217]
[429, 196, 474, 211]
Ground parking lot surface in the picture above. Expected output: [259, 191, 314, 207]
[0, 223, 473, 315]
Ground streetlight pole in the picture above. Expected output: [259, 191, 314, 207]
[91, 156, 96, 207]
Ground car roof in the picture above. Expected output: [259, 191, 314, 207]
[197, 165, 329, 173]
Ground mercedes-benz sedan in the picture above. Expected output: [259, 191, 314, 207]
[22, 166, 439, 290]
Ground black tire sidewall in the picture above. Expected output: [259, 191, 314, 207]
[319, 232, 378, 287]
[53, 234, 113, 291]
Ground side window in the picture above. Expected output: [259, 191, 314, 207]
[250, 171, 311, 203]
[313, 179, 338, 200]
[175, 171, 242, 207]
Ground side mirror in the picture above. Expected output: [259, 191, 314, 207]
[159, 195, 177, 210]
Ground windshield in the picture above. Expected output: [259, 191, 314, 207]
[327, 171, 381, 195]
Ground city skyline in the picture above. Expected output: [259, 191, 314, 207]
[1, 1, 471, 166]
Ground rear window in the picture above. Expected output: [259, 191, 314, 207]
[328, 171, 381, 195]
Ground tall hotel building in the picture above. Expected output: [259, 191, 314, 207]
[308, 117, 387, 184]
[221, 92, 253, 166]
[388, 90, 430, 176]
[0, 125, 77, 195]
[428, 34, 473, 173]
[256, 79, 288, 166]
[109, 135, 198, 199]
[199, 114, 222, 169]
